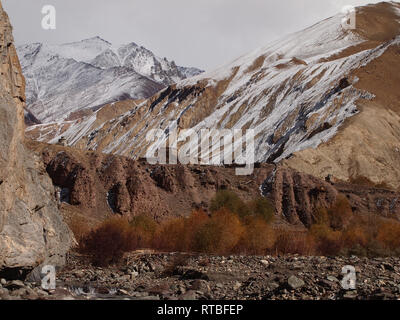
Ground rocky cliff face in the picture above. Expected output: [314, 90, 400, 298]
[0, 2, 72, 276]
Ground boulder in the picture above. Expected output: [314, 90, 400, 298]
[287, 275, 305, 290]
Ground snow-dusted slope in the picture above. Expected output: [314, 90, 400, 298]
[18, 37, 203, 123]
[27, 3, 400, 186]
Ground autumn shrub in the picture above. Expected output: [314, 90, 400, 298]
[210, 190, 250, 218]
[239, 217, 276, 255]
[341, 225, 368, 248]
[273, 229, 316, 255]
[68, 214, 92, 243]
[313, 207, 330, 226]
[248, 197, 275, 224]
[183, 210, 210, 249]
[153, 210, 210, 252]
[153, 218, 186, 252]
[193, 209, 245, 254]
[130, 214, 158, 248]
[79, 217, 135, 266]
[361, 214, 382, 238]
[77, 191, 400, 261]
[328, 195, 353, 230]
[314, 195, 353, 231]
[376, 220, 400, 251]
[131, 214, 158, 235]
[309, 224, 343, 256]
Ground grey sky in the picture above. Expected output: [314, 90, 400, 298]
[2, 0, 395, 70]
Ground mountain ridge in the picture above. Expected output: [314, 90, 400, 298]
[26, 2, 400, 188]
[18, 37, 203, 123]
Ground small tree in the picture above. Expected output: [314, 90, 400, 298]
[210, 190, 250, 218]
[239, 217, 276, 255]
[249, 197, 275, 224]
[193, 209, 244, 254]
[328, 195, 353, 231]
[79, 217, 135, 266]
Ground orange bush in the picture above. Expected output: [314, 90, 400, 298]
[79, 217, 135, 266]
[153, 210, 210, 252]
[376, 221, 400, 250]
[273, 229, 316, 255]
[313, 206, 330, 226]
[153, 218, 186, 252]
[130, 214, 158, 248]
[184, 210, 210, 249]
[76, 193, 400, 262]
[341, 225, 368, 248]
[193, 209, 245, 254]
[328, 195, 353, 230]
[68, 214, 92, 243]
[309, 224, 343, 256]
[314, 195, 353, 231]
[239, 217, 276, 255]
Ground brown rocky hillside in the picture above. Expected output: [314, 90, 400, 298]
[27, 140, 400, 230]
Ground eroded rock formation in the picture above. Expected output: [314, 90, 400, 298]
[27, 140, 400, 230]
[263, 166, 400, 228]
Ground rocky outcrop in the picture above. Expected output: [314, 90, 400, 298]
[262, 167, 338, 227]
[263, 166, 400, 227]
[29, 141, 400, 229]
[36, 143, 272, 222]
[0, 2, 72, 277]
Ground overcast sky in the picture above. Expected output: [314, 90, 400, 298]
[2, 0, 396, 70]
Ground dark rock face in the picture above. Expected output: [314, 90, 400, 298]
[0, 2, 72, 275]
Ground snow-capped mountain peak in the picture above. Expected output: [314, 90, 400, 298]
[18, 38, 203, 123]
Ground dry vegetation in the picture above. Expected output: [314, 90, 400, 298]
[77, 190, 400, 266]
